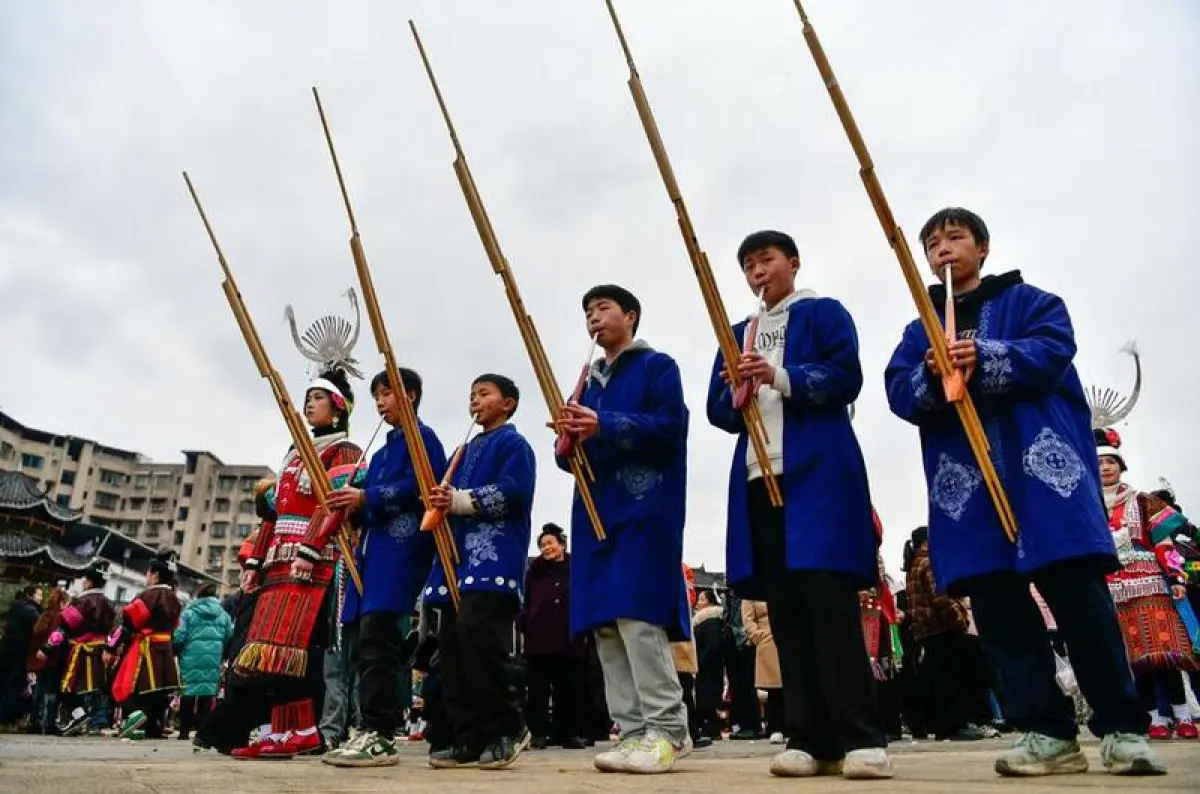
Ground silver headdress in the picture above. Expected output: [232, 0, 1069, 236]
[285, 288, 363, 379]
[1156, 477, 1176, 501]
[1084, 341, 1140, 429]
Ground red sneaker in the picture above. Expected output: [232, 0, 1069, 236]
[1148, 723, 1172, 741]
[1175, 721, 1198, 739]
[231, 739, 269, 759]
[258, 730, 322, 758]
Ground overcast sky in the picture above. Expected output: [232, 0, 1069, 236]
[2, 1, 1197, 579]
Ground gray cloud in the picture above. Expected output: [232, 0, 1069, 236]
[2, 0, 1197, 576]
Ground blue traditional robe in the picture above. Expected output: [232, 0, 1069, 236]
[555, 341, 691, 642]
[707, 296, 878, 599]
[884, 272, 1118, 594]
[342, 423, 446, 620]
[422, 423, 536, 605]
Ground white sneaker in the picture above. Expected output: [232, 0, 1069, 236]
[769, 731, 785, 745]
[843, 748, 895, 780]
[770, 749, 843, 777]
[594, 736, 641, 773]
[624, 732, 680, 774]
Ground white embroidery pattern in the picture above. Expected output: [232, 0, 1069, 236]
[465, 525, 503, 568]
[930, 454, 982, 521]
[473, 484, 508, 518]
[910, 364, 933, 409]
[805, 369, 829, 404]
[617, 465, 662, 500]
[976, 339, 1013, 394]
[386, 513, 417, 541]
[1021, 427, 1085, 499]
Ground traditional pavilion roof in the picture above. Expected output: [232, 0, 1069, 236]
[0, 530, 94, 580]
[0, 470, 82, 526]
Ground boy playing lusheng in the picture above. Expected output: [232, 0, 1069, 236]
[319, 368, 445, 767]
[426, 373, 536, 770]
[884, 207, 1164, 776]
[706, 231, 893, 780]
[556, 284, 692, 775]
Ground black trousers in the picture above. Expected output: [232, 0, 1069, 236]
[765, 688, 785, 734]
[129, 690, 170, 738]
[678, 672, 700, 740]
[918, 632, 972, 739]
[963, 560, 1146, 740]
[726, 643, 761, 733]
[198, 684, 271, 753]
[1137, 669, 1186, 711]
[178, 695, 214, 739]
[525, 655, 587, 743]
[439, 591, 523, 752]
[354, 611, 403, 737]
[748, 479, 886, 759]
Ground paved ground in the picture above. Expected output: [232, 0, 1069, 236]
[0, 734, 1197, 793]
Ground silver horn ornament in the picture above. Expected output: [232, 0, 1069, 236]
[1085, 340, 1140, 428]
[285, 288, 364, 379]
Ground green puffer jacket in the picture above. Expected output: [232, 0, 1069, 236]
[172, 596, 233, 696]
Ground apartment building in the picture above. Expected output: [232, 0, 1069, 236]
[0, 410, 274, 591]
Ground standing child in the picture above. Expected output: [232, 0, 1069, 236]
[425, 373, 536, 770]
[322, 368, 445, 767]
[107, 550, 183, 739]
[557, 284, 692, 775]
[172, 583, 233, 741]
[884, 206, 1163, 776]
[707, 230, 892, 780]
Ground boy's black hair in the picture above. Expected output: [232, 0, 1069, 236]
[370, 367, 423, 412]
[736, 230, 799, 268]
[538, 522, 567, 545]
[919, 207, 991, 263]
[473, 373, 520, 417]
[582, 284, 641, 334]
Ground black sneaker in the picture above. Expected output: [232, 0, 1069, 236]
[562, 736, 588, 750]
[429, 745, 481, 769]
[478, 729, 531, 770]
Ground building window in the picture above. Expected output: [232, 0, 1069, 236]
[134, 474, 149, 490]
[178, 506, 189, 520]
[212, 522, 229, 539]
[99, 469, 124, 487]
[145, 522, 162, 539]
[238, 499, 254, 515]
[183, 484, 193, 497]
[174, 530, 185, 545]
[214, 498, 230, 514]
[130, 497, 146, 511]
[154, 473, 173, 490]
[227, 570, 240, 587]
[60, 470, 76, 485]
[229, 546, 242, 561]
[20, 453, 44, 469]
[114, 586, 128, 603]
[240, 477, 257, 492]
[218, 476, 237, 492]
[237, 523, 252, 539]
[0, 441, 13, 460]
[55, 494, 70, 507]
[95, 492, 120, 511]
[150, 498, 167, 514]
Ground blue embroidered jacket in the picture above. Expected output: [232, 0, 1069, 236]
[884, 272, 1117, 593]
[707, 296, 878, 597]
[555, 341, 692, 641]
[422, 423, 536, 605]
[342, 423, 446, 620]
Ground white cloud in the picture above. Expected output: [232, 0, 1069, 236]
[2, 0, 1197, 579]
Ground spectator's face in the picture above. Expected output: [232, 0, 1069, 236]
[32, 588, 43, 603]
[539, 533, 565, 561]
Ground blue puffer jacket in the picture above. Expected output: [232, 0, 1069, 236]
[172, 596, 233, 696]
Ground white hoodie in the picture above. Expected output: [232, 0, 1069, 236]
[746, 288, 818, 481]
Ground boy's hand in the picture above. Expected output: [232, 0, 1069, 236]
[736, 352, 775, 384]
[290, 558, 314, 581]
[327, 486, 364, 512]
[947, 339, 977, 370]
[428, 483, 454, 511]
[561, 404, 600, 441]
[924, 348, 942, 376]
[1172, 583, 1187, 600]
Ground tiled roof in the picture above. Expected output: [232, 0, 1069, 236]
[0, 470, 82, 524]
[0, 530, 94, 571]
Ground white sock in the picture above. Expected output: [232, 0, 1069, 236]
[295, 726, 317, 736]
[1172, 704, 1193, 723]
[1149, 710, 1168, 727]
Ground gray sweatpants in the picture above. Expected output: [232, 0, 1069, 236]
[595, 619, 688, 745]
